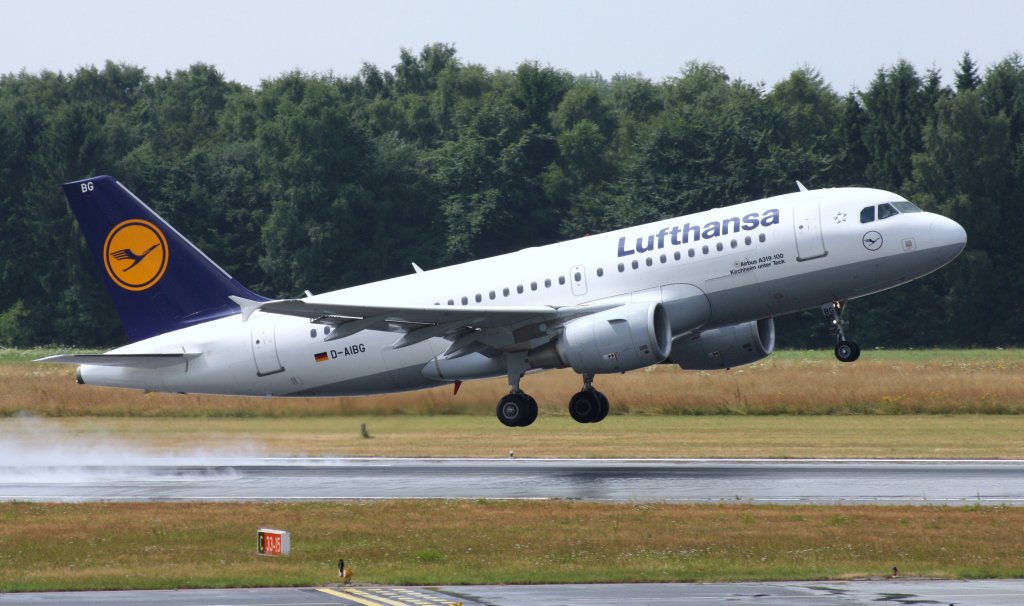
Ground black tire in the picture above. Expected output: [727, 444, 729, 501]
[569, 390, 602, 423]
[520, 394, 539, 427]
[593, 391, 610, 423]
[835, 340, 861, 363]
[497, 393, 528, 427]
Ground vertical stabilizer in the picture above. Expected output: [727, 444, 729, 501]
[63, 176, 268, 342]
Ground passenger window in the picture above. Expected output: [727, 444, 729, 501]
[688, 248, 695, 258]
[702, 245, 709, 255]
[447, 299, 454, 305]
[631, 260, 639, 269]
[618, 263, 625, 272]
[860, 206, 875, 223]
[574, 271, 582, 281]
[645, 258, 653, 267]
[559, 276, 566, 285]
[475, 294, 482, 303]
[659, 254, 667, 264]
[310, 329, 316, 338]
[596, 267, 604, 277]
[744, 236, 751, 245]
[674, 251, 681, 261]
[516, 285, 524, 294]
[489, 291, 496, 300]
[878, 203, 898, 220]
[461, 296, 468, 305]
[530, 282, 537, 291]
[324, 327, 331, 335]
[502, 288, 509, 297]
[758, 234, 766, 243]
[544, 278, 551, 287]
[730, 240, 737, 249]
[716, 242, 723, 252]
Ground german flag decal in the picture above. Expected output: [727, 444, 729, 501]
[314, 352, 328, 363]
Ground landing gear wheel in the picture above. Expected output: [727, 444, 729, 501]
[594, 391, 610, 423]
[835, 340, 861, 363]
[497, 392, 538, 427]
[569, 389, 607, 424]
[521, 394, 538, 426]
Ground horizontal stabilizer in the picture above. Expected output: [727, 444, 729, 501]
[35, 353, 201, 369]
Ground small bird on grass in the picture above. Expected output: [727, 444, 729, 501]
[338, 559, 353, 584]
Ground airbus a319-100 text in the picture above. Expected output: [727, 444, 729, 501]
[39, 177, 967, 427]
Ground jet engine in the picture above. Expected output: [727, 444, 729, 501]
[528, 302, 672, 374]
[669, 318, 775, 370]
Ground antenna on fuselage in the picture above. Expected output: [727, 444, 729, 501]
[796, 181, 808, 192]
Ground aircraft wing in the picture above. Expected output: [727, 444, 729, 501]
[230, 296, 618, 358]
[36, 353, 201, 368]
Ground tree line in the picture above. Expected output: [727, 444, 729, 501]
[0, 45, 1020, 348]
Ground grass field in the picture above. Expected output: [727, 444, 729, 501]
[2, 501, 1024, 591]
[6, 348, 1024, 418]
[7, 414, 1024, 459]
[4, 349, 1024, 592]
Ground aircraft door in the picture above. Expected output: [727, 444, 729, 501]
[570, 265, 588, 296]
[793, 202, 828, 261]
[251, 324, 285, 377]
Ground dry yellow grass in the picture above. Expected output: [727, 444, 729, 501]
[9, 414, 1024, 458]
[3, 501, 1024, 591]
[7, 349, 1024, 417]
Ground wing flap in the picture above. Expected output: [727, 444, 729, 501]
[231, 296, 623, 355]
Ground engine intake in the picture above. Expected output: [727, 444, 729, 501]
[669, 318, 775, 370]
[529, 302, 672, 374]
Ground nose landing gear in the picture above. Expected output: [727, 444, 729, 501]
[823, 299, 860, 362]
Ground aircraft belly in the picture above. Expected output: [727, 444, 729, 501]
[757, 244, 962, 315]
[286, 364, 435, 397]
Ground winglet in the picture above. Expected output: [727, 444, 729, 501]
[229, 295, 265, 322]
[796, 180, 808, 192]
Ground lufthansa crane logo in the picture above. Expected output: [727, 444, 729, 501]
[103, 219, 169, 291]
[862, 230, 883, 251]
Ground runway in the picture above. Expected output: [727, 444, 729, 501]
[3, 457, 1024, 504]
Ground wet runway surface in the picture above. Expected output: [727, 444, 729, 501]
[3, 457, 1024, 504]
[5, 580, 1024, 605]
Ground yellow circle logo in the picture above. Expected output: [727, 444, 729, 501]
[103, 219, 169, 291]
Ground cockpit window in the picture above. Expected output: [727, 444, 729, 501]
[877, 203, 899, 220]
[891, 201, 922, 213]
[860, 206, 875, 223]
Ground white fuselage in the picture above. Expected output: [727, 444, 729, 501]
[81, 187, 966, 397]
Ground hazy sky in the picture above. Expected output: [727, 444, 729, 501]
[4, 0, 1021, 92]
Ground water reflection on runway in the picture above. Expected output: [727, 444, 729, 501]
[3, 457, 1024, 504]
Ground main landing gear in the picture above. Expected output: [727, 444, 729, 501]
[496, 391, 539, 427]
[495, 355, 610, 427]
[496, 353, 540, 427]
[568, 373, 609, 424]
[823, 299, 861, 363]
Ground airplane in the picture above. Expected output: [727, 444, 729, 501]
[38, 176, 967, 427]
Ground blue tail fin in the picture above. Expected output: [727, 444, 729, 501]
[64, 176, 268, 342]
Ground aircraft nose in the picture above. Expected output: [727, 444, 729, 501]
[931, 215, 967, 255]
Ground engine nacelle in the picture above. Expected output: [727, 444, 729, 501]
[529, 302, 672, 374]
[669, 318, 775, 370]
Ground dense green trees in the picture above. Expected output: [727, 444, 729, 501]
[1, 47, 1021, 348]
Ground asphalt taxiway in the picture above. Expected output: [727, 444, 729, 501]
[3, 457, 1024, 504]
